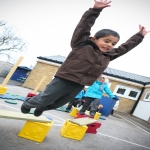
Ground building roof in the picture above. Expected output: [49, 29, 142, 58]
[37, 55, 150, 85]
[18, 66, 32, 71]
[103, 68, 150, 85]
[37, 55, 66, 64]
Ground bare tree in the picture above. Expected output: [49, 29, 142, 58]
[0, 21, 27, 74]
[0, 21, 27, 62]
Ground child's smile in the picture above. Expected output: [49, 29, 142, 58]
[93, 35, 119, 52]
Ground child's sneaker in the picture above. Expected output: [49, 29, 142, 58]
[90, 111, 96, 116]
[34, 109, 43, 116]
[21, 104, 30, 114]
[79, 111, 85, 115]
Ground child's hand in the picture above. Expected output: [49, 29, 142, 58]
[139, 25, 150, 36]
[93, 0, 111, 9]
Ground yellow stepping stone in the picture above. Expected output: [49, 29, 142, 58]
[0, 110, 54, 142]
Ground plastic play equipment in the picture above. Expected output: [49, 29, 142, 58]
[0, 110, 54, 142]
[60, 117, 98, 140]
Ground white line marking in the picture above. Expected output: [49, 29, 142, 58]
[0, 104, 64, 123]
[97, 132, 150, 150]
[0, 103, 19, 110]
[116, 114, 150, 135]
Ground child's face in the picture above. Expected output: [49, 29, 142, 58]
[98, 77, 105, 83]
[93, 35, 119, 52]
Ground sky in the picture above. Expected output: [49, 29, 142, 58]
[0, 0, 150, 77]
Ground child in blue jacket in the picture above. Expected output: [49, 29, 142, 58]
[80, 76, 118, 116]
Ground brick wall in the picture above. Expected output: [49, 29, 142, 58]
[23, 61, 59, 91]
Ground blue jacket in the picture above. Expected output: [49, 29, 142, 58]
[84, 80, 115, 99]
[75, 90, 85, 99]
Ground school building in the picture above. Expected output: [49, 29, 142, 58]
[22, 55, 150, 124]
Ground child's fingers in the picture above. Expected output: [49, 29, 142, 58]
[139, 24, 142, 29]
[94, 0, 111, 4]
[139, 24, 144, 31]
[105, 1, 112, 5]
[139, 25, 150, 33]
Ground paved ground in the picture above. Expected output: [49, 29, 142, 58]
[0, 77, 21, 86]
[0, 78, 150, 150]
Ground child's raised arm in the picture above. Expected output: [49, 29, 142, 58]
[139, 25, 150, 36]
[109, 25, 149, 61]
[70, 0, 111, 49]
[93, 0, 111, 9]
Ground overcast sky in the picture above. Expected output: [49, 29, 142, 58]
[0, 0, 150, 77]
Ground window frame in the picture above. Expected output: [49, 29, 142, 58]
[144, 92, 150, 102]
[113, 84, 141, 101]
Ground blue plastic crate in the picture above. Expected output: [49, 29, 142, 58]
[99, 96, 116, 116]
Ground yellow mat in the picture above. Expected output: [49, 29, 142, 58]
[69, 117, 97, 126]
[0, 110, 52, 123]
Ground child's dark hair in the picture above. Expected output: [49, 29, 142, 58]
[94, 29, 120, 40]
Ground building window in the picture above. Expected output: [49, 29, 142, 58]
[113, 84, 141, 100]
[128, 91, 138, 98]
[116, 88, 126, 95]
[144, 92, 150, 101]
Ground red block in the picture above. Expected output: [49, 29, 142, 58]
[26, 92, 37, 98]
[75, 113, 94, 119]
[86, 122, 101, 134]
[75, 113, 102, 134]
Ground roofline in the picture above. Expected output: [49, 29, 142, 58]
[17, 66, 31, 71]
[145, 82, 150, 85]
[103, 74, 144, 87]
[103, 72, 146, 85]
[37, 56, 150, 85]
[37, 56, 63, 64]
[145, 83, 150, 87]
[37, 59, 61, 67]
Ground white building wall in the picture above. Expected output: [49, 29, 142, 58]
[133, 101, 150, 121]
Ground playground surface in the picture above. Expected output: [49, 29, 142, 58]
[0, 82, 150, 150]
